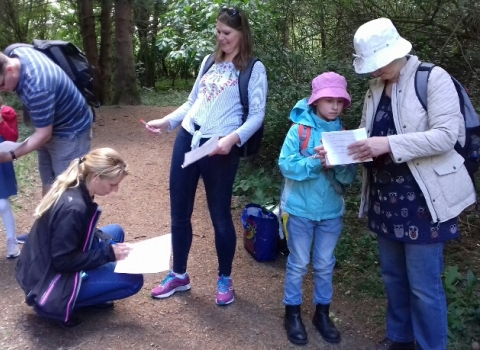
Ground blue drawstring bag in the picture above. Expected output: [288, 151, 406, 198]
[241, 203, 278, 262]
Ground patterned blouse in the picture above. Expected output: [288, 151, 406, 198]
[367, 90, 459, 244]
[166, 57, 268, 149]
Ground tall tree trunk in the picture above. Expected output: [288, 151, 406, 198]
[113, 0, 140, 105]
[148, 1, 162, 89]
[99, 0, 113, 105]
[134, 0, 153, 88]
[77, 0, 101, 102]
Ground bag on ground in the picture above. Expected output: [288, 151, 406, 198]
[241, 203, 278, 262]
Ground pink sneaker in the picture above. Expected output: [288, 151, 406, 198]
[151, 271, 191, 299]
[216, 275, 234, 305]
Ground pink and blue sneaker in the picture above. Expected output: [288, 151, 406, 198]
[151, 271, 191, 299]
[216, 275, 234, 305]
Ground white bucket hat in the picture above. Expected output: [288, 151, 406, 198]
[353, 18, 412, 74]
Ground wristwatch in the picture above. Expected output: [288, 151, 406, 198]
[9, 150, 17, 161]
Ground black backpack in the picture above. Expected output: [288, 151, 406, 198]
[201, 54, 264, 157]
[415, 62, 480, 186]
[4, 39, 100, 108]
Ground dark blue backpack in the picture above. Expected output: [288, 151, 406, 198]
[415, 62, 480, 186]
[4, 39, 100, 108]
[201, 54, 264, 157]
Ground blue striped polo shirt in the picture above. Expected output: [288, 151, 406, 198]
[11, 47, 93, 137]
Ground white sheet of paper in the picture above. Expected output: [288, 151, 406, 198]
[0, 141, 24, 153]
[114, 234, 171, 274]
[321, 128, 373, 166]
[182, 135, 220, 168]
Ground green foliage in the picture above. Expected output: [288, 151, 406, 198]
[0, 93, 22, 110]
[444, 266, 480, 346]
[334, 182, 385, 299]
[140, 88, 190, 107]
[157, 0, 224, 84]
[10, 123, 37, 211]
[233, 164, 283, 207]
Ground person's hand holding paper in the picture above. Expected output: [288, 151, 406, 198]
[347, 135, 391, 162]
[320, 128, 373, 166]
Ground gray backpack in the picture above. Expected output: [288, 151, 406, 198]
[415, 62, 480, 185]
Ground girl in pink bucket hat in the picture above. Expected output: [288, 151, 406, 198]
[278, 72, 356, 345]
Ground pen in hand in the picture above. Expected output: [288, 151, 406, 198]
[140, 119, 161, 135]
[110, 240, 132, 261]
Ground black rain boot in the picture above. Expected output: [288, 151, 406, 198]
[284, 305, 308, 345]
[312, 303, 340, 343]
[377, 338, 416, 350]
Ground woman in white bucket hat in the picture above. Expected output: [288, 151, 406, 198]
[347, 18, 475, 350]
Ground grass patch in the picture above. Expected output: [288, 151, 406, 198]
[0, 93, 22, 110]
[155, 78, 195, 91]
[9, 123, 38, 211]
[140, 79, 194, 107]
[140, 88, 190, 107]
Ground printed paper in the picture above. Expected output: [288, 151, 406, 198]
[321, 128, 373, 166]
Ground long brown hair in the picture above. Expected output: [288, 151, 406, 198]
[214, 6, 253, 71]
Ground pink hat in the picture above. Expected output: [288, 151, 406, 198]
[307, 72, 351, 108]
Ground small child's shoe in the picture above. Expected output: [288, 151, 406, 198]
[6, 238, 20, 259]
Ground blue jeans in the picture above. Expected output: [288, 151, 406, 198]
[377, 235, 447, 350]
[170, 128, 240, 276]
[74, 224, 144, 309]
[283, 215, 342, 306]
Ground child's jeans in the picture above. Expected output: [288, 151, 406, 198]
[283, 215, 342, 306]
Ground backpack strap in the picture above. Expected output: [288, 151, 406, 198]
[414, 62, 435, 112]
[201, 54, 216, 76]
[298, 124, 312, 156]
[238, 58, 260, 123]
[3, 43, 33, 57]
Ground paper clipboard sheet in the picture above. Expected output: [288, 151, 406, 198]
[182, 135, 219, 168]
[0, 140, 24, 153]
[114, 234, 172, 274]
[321, 128, 373, 166]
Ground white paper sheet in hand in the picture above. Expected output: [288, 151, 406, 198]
[114, 234, 171, 274]
[321, 128, 373, 166]
[182, 135, 219, 168]
[0, 141, 24, 153]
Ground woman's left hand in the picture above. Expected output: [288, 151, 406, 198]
[347, 136, 391, 162]
[209, 133, 239, 156]
[112, 243, 132, 261]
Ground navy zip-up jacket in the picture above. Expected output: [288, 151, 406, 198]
[16, 182, 115, 322]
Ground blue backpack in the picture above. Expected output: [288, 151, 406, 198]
[415, 62, 480, 185]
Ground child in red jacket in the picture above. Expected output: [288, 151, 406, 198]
[0, 96, 20, 258]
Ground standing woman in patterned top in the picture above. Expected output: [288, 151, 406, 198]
[146, 6, 267, 305]
[347, 18, 475, 350]
[0, 96, 20, 258]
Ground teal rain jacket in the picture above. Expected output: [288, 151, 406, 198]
[279, 98, 356, 221]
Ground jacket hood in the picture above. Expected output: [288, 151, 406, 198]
[289, 98, 342, 131]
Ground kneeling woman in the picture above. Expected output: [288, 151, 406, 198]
[16, 147, 144, 327]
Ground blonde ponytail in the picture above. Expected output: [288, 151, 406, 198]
[34, 148, 129, 217]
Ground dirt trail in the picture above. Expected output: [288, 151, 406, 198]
[0, 106, 378, 349]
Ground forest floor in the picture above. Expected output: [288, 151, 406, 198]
[0, 105, 387, 349]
